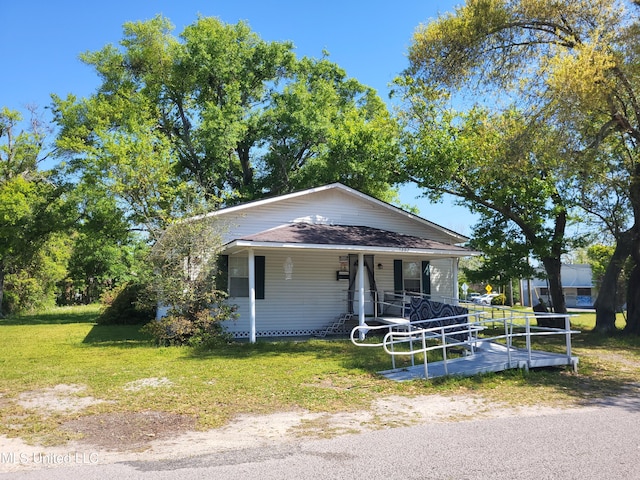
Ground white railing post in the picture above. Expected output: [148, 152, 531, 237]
[525, 315, 532, 367]
[469, 314, 476, 354]
[408, 324, 415, 367]
[565, 315, 572, 361]
[504, 318, 512, 367]
[441, 328, 448, 376]
[389, 327, 396, 370]
[422, 330, 429, 379]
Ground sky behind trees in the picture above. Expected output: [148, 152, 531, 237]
[1, 0, 476, 234]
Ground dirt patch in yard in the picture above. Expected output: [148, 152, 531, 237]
[17, 384, 108, 414]
[62, 411, 196, 451]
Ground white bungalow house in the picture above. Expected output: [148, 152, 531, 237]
[161, 183, 477, 342]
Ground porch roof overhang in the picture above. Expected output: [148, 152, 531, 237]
[222, 223, 479, 257]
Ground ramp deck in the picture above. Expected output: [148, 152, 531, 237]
[351, 308, 579, 381]
[379, 340, 578, 381]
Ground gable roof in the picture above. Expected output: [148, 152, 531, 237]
[226, 223, 476, 256]
[203, 183, 469, 245]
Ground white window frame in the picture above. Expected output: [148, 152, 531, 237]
[229, 256, 249, 297]
[403, 261, 421, 293]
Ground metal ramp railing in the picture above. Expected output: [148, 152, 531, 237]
[350, 312, 579, 380]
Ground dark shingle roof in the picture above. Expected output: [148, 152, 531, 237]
[239, 223, 469, 252]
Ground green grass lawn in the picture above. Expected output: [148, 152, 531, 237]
[0, 305, 638, 445]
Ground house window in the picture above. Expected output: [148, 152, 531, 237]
[227, 255, 266, 299]
[577, 288, 591, 296]
[229, 256, 249, 297]
[394, 260, 430, 295]
[403, 262, 421, 293]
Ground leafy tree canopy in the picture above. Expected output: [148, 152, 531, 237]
[0, 107, 73, 314]
[53, 15, 401, 234]
[397, 0, 640, 327]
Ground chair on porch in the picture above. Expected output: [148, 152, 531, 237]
[314, 312, 354, 338]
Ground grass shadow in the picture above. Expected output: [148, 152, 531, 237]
[187, 336, 458, 377]
[82, 324, 152, 348]
[0, 305, 100, 325]
[188, 337, 360, 361]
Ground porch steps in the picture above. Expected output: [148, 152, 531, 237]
[314, 313, 354, 338]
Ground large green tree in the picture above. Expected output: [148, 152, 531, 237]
[0, 107, 72, 314]
[54, 15, 401, 232]
[398, 103, 581, 314]
[399, 0, 640, 332]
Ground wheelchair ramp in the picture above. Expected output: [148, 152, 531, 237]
[350, 309, 579, 382]
[379, 340, 579, 381]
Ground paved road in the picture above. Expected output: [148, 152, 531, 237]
[2, 395, 639, 480]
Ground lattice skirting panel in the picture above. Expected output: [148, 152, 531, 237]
[233, 328, 347, 338]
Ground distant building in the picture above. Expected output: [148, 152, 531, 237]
[521, 264, 595, 309]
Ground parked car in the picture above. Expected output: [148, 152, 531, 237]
[474, 293, 500, 305]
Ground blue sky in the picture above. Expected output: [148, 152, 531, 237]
[1, 0, 477, 234]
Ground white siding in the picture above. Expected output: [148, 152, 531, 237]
[221, 250, 459, 338]
[223, 250, 353, 337]
[216, 189, 460, 245]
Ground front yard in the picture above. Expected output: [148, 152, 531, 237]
[0, 305, 638, 449]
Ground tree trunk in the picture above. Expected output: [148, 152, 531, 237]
[623, 168, 640, 334]
[594, 229, 633, 334]
[624, 260, 640, 334]
[541, 256, 566, 314]
[236, 144, 254, 188]
[624, 230, 640, 334]
[508, 279, 514, 306]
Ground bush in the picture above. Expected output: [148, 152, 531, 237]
[142, 310, 233, 347]
[142, 315, 195, 346]
[491, 293, 507, 306]
[97, 282, 155, 325]
[2, 270, 58, 315]
[143, 216, 237, 347]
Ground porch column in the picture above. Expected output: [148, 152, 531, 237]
[358, 252, 365, 340]
[453, 258, 459, 301]
[248, 248, 256, 343]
